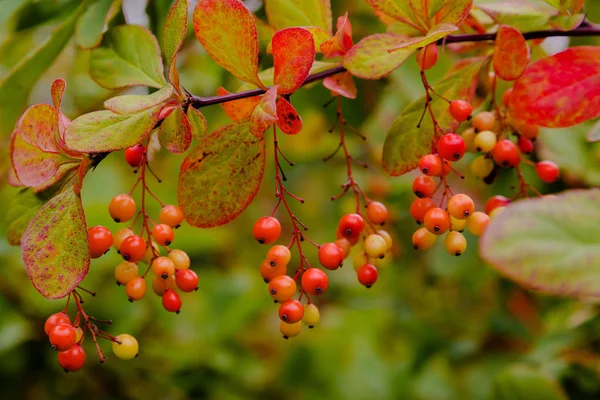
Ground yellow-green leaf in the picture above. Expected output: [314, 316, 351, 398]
[6, 188, 58, 246]
[75, 0, 121, 49]
[104, 86, 175, 115]
[187, 107, 208, 140]
[265, 0, 332, 34]
[388, 23, 457, 52]
[158, 106, 192, 154]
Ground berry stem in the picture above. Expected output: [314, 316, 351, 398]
[72, 291, 106, 363]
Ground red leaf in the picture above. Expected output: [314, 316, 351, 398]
[321, 13, 353, 58]
[323, 71, 357, 99]
[276, 98, 303, 135]
[51, 79, 66, 113]
[493, 25, 530, 81]
[509, 46, 600, 128]
[272, 27, 315, 95]
[250, 86, 278, 138]
[217, 87, 262, 121]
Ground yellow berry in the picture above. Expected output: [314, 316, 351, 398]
[112, 334, 139, 360]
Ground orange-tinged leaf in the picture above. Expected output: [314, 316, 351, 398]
[388, 23, 457, 52]
[276, 98, 302, 135]
[158, 106, 192, 154]
[250, 86, 278, 137]
[493, 25, 530, 81]
[509, 46, 600, 128]
[164, 0, 188, 91]
[187, 107, 208, 140]
[323, 71, 357, 99]
[321, 13, 353, 58]
[217, 87, 262, 121]
[193, 0, 263, 88]
[51, 79, 66, 112]
[344, 33, 415, 79]
[432, 0, 473, 27]
[178, 121, 265, 227]
[273, 27, 315, 95]
[22, 188, 89, 299]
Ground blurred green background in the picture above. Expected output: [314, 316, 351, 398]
[1, 0, 600, 399]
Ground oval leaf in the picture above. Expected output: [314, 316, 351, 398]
[433, 0, 473, 27]
[323, 71, 357, 99]
[158, 106, 192, 154]
[265, 0, 332, 33]
[164, 0, 188, 90]
[273, 27, 315, 95]
[250, 86, 278, 137]
[480, 189, 600, 298]
[193, 0, 263, 88]
[6, 188, 57, 246]
[104, 86, 174, 115]
[388, 23, 457, 52]
[509, 46, 600, 128]
[178, 121, 265, 227]
[75, 0, 119, 49]
[21, 188, 90, 299]
[217, 87, 262, 121]
[276, 98, 303, 135]
[493, 25, 530, 81]
[187, 107, 208, 140]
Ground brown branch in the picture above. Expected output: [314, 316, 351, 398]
[188, 24, 600, 109]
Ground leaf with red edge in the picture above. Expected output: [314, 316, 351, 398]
[178, 121, 265, 228]
[163, 0, 188, 91]
[217, 87, 262, 121]
[477, 1, 552, 31]
[104, 86, 175, 115]
[272, 27, 315, 95]
[51, 79, 66, 112]
[265, 0, 332, 34]
[276, 98, 303, 135]
[187, 107, 208, 139]
[493, 26, 530, 81]
[158, 106, 192, 154]
[509, 46, 600, 128]
[321, 13, 353, 58]
[22, 188, 89, 299]
[365, 0, 423, 32]
[388, 23, 457, 52]
[250, 87, 278, 138]
[193, 0, 263, 88]
[323, 71, 357, 99]
[432, 0, 473, 27]
[344, 33, 414, 80]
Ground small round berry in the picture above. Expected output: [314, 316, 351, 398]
[108, 194, 136, 223]
[338, 213, 364, 238]
[471, 155, 495, 178]
[115, 261, 139, 285]
[152, 224, 174, 246]
[472, 111, 496, 132]
[303, 303, 320, 328]
[416, 43, 438, 70]
[112, 334, 139, 360]
[301, 268, 329, 295]
[410, 197, 437, 224]
[461, 127, 477, 153]
[517, 135, 534, 154]
[318, 242, 345, 270]
[502, 88, 513, 107]
[168, 249, 190, 270]
[474, 130, 497, 153]
[57, 344, 86, 372]
[159, 205, 184, 228]
[175, 269, 199, 292]
[444, 231, 467, 256]
[353, 252, 368, 272]
[268, 275, 297, 302]
[120, 235, 146, 262]
[125, 145, 144, 167]
[280, 320, 302, 339]
[337, 229, 360, 245]
[467, 212, 491, 237]
[412, 175, 436, 198]
[366, 202, 389, 225]
[376, 230, 393, 252]
[485, 195, 510, 215]
[278, 300, 304, 323]
[49, 323, 76, 351]
[447, 194, 475, 219]
[450, 215, 467, 232]
[113, 228, 134, 251]
[424, 208, 451, 235]
[449, 100, 472, 122]
[412, 227, 437, 250]
[44, 312, 71, 336]
[162, 289, 182, 313]
[74, 327, 84, 343]
[335, 238, 352, 258]
[259, 259, 287, 283]
[152, 256, 176, 279]
[492, 140, 520, 168]
[152, 274, 176, 296]
[437, 133, 466, 161]
[88, 226, 113, 258]
[364, 234, 388, 259]
[536, 161, 560, 183]
[141, 241, 160, 264]
[253, 216, 281, 244]
[357, 264, 378, 288]
[266, 245, 291, 267]
[126, 276, 147, 301]
[418, 154, 443, 176]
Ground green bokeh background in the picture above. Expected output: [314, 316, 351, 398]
[1, 1, 600, 399]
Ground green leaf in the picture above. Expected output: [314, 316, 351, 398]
[476, 1, 551, 31]
[265, 0, 332, 34]
[382, 60, 483, 176]
[187, 107, 208, 140]
[541, 0, 561, 9]
[65, 107, 160, 153]
[434, 0, 473, 27]
[0, 3, 87, 136]
[480, 189, 600, 298]
[163, 0, 188, 69]
[548, 13, 585, 31]
[21, 188, 90, 299]
[75, 0, 121, 49]
[343, 33, 415, 80]
[587, 120, 600, 143]
[90, 24, 166, 89]
[365, 0, 425, 32]
[178, 121, 265, 228]
[104, 85, 174, 115]
[388, 23, 457, 52]
[158, 106, 192, 154]
[493, 364, 568, 400]
[6, 188, 58, 246]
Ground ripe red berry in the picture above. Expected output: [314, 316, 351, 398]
[268, 275, 296, 302]
[159, 205, 184, 228]
[57, 344, 86, 372]
[266, 245, 291, 267]
[437, 133, 466, 161]
[152, 256, 175, 279]
[120, 235, 146, 262]
[447, 194, 475, 219]
[366, 201, 389, 225]
[536, 160, 560, 183]
[418, 154, 443, 176]
[424, 207, 451, 235]
[278, 300, 304, 323]
[253, 216, 281, 244]
[44, 312, 71, 336]
[416, 43, 438, 70]
[175, 269, 199, 292]
[259, 259, 286, 283]
[449, 100, 472, 122]
[88, 226, 113, 258]
[492, 140, 520, 168]
[517, 135, 534, 154]
[301, 268, 329, 295]
[162, 289, 182, 313]
[485, 195, 511, 215]
[126, 276, 147, 301]
[337, 213, 364, 238]
[357, 264, 378, 288]
[152, 224, 174, 246]
[108, 194, 136, 223]
[124, 144, 144, 167]
[318, 242, 345, 270]
[409, 197, 436, 224]
[49, 323, 76, 351]
[412, 175, 436, 198]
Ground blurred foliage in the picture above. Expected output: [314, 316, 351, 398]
[1, 0, 600, 399]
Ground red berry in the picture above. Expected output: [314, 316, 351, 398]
[126, 276, 147, 301]
[278, 300, 304, 323]
[424, 207, 451, 235]
[57, 344, 86, 372]
[517, 136, 534, 154]
[416, 43, 438, 70]
[301, 268, 329, 295]
[88, 226, 113, 258]
[492, 140, 520, 168]
[175, 269, 199, 292]
[49, 323, 76, 351]
[447, 194, 475, 219]
[366, 201, 388, 225]
[536, 161, 560, 183]
[253, 216, 281, 244]
[412, 175, 436, 198]
[162, 289, 182, 313]
[152, 224, 174, 246]
[159, 205, 184, 228]
[44, 312, 71, 336]
[337, 213, 364, 238]
[268, 275, 297, 302]
[318, 242, 345, 270]
[124, 144, 144, 167]
[485, 195, 510, 215]
[357, 264, 378, 288]
[418, 154, 443, 176]
[437, 133, 466, 161]
[449, 100, 472, 122]
[409, 197, 436, 224]
[120, 235, 146, 262]
[259, 259, 286, 283]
